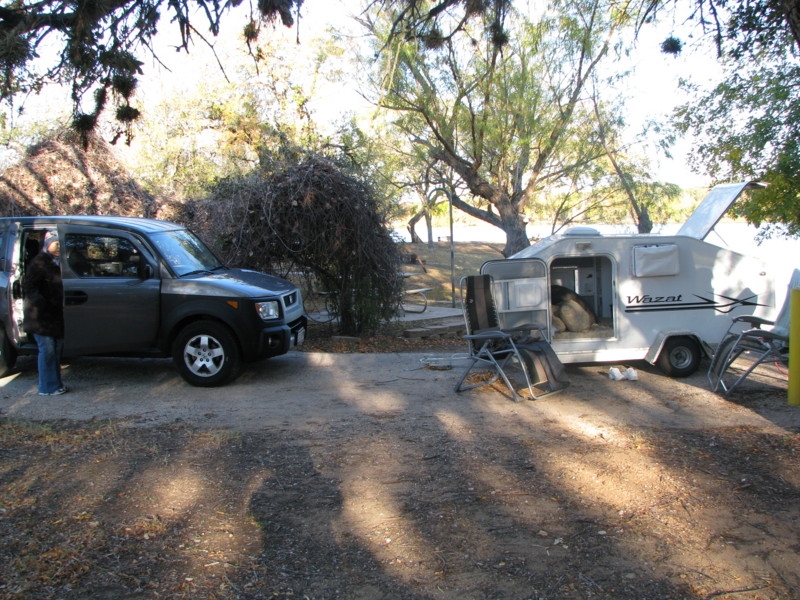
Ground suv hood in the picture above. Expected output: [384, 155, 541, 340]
[179, 268, 297, 298]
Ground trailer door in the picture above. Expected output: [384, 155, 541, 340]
[481, 258, 550, 339]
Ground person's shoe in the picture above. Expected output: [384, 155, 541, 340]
[38, 387, 67, 396]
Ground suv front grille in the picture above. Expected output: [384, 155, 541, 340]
[283, 291, 299, 308]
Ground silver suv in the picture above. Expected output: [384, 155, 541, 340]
[0, 216, 306, 386]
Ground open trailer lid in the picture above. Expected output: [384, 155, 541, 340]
[677, 181, 766, 240]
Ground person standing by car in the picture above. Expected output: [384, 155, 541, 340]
[22, 231, 67, 396]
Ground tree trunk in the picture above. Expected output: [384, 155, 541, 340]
[497, 203, 529, 257]
[592, 96, 654, 233]
[407, 211, 425, 243]
[425, 212, 434, 247]
[447, 191, 530, 257]
[782, 0, 800, 53]
[637, 205, 653, 234]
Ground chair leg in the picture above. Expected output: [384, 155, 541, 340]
[454, 341, 531, 402]
[721, 347, 779, 395]
[708, 334, 743, 393]
[491, 351, 526, 402]
[454, 341, 502, 394]
[709, 330, 785, 395]
[454, 357, 502, 393]
[507, 339, 538, 400]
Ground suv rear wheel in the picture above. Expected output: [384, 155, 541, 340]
[173, 320, 241, 387]
[0, 327, 17, 378]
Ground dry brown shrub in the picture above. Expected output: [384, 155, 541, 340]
[0, 129, 158, 218]
[195, 156, 403, 334]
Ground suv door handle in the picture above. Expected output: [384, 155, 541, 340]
[65, 290, 89, 306]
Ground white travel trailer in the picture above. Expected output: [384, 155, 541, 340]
[481, 181, 792, 377]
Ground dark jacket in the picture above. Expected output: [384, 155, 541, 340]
[22, 251, 64, 338]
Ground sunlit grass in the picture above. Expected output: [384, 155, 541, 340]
[399, 242, 504, 302]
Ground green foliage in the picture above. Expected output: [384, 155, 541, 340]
[0, 0, 306, 138]
[640, 0, 800, 59]
[120, 83, 248, 199]
[368, 0, 633, 255]
[725, 0, 798, 58]
[334, 120, 408, 222]
[121, 27, 405, 212]
[739, 147, 800, 238]
[371, 0, 512, 50]
[584, 180, 687, 225]
[636, 0, 800, 236]
[0, 0, 512, 140]
[674, 43, 800, 237]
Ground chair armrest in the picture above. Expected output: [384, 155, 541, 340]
[465, 330, 514, 341]
[505, 323, 548, 333]
[733, 315, 774, 328]
[749, 330, 788, 342]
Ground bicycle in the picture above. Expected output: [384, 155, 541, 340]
[303, 288, 338, 323]
[283, 268, 339, 324]
[400, 287, 432, 314]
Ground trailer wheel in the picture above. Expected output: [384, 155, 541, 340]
[657, 336, 701, 378]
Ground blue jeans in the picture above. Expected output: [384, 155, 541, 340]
[33, 334, 64, 394]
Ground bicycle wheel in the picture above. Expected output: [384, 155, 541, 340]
[304, 291, 337, 323]
[400, 290, 429, 313]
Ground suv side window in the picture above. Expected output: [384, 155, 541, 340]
[64, 234, 144, 278]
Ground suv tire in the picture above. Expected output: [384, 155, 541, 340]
[0, 327, 17, 378]
[173, 320, 241, 387]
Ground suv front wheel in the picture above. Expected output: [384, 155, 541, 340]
[173, 320, 241, 387]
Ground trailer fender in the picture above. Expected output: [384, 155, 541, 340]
[646, 331, 709, 378]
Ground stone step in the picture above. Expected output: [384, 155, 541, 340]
[403, 320, 465, 339]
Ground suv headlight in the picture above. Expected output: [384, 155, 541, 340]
[255, 300, 280, 320]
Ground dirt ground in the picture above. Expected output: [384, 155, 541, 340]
[1, 326, 799, 600]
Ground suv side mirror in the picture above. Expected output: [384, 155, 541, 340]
[141, 263, 154, 280]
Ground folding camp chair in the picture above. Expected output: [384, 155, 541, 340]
[454, 274, 567, 401]
[708, 268, 800, 395]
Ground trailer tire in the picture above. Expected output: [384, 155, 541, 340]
[657, 336, 701, 378]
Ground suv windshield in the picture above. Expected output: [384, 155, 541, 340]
[149, 230, 225, 277]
